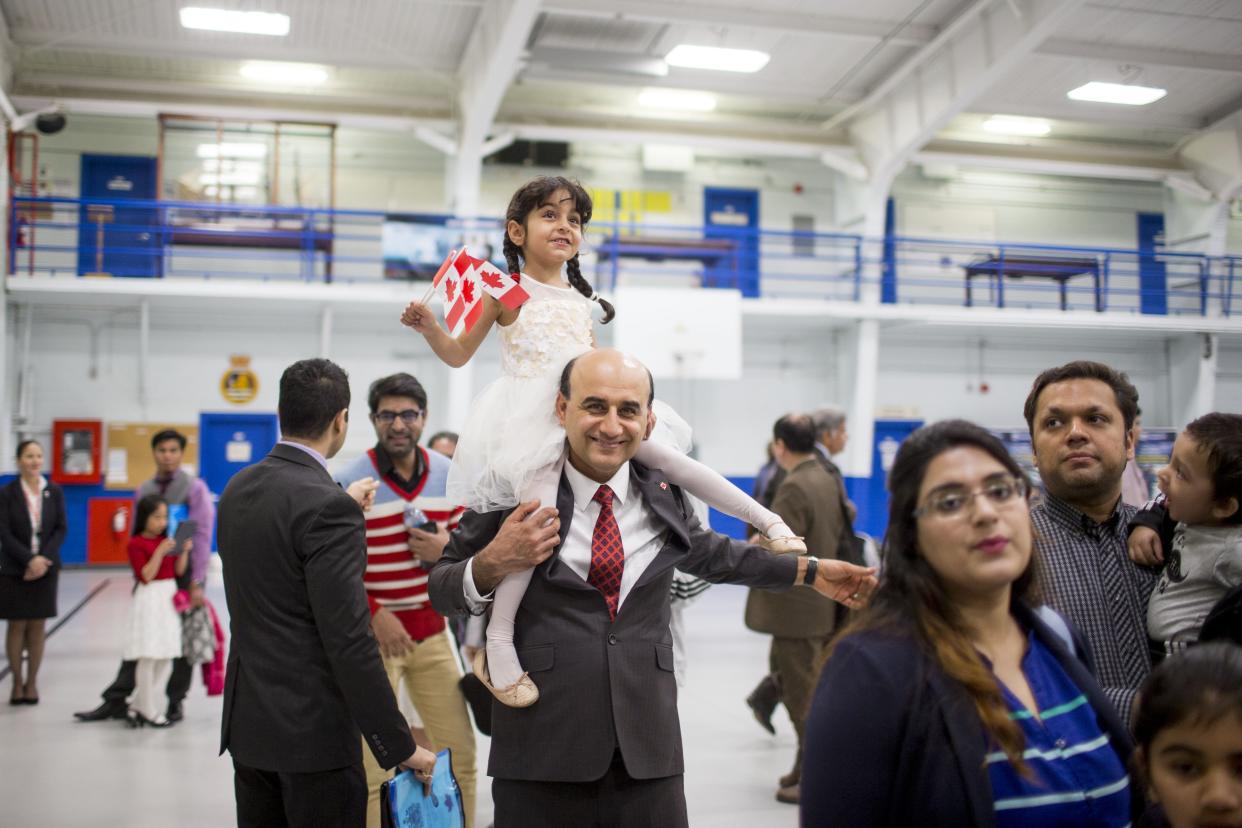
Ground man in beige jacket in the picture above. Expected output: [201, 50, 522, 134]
[744, 413, 847, 805]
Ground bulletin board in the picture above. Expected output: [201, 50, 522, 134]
[104, 422, 199, 490]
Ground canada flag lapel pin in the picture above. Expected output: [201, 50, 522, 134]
[659, 481, 669, 490]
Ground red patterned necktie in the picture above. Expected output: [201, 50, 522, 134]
[588, 485, 625, 621]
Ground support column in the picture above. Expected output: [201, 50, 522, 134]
[449, 141, 484, 220]
[138, 299, 150, 417]
[445, 363, 474, 435]
[319, 306, 333, 358]
[0, 289, 9, 469]
[1167, 333, 1218, 427]
[835, 176, 893, 478]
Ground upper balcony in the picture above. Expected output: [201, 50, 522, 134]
[7, 194, 1239, 335]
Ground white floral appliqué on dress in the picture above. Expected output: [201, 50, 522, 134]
[446, 277, 690, 512]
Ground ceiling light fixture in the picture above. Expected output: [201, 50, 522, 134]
[180, 7, 290, 36]
[637, 88, 717, 112]
[665, 45, 770, 74]
[239, 61, 329, 86]
[1066, 81, 1166, 106]
[981, 115, 1051, 137]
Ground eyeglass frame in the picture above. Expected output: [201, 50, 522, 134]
[912, 475, 1030, 519]
[372, 408, 425, 426]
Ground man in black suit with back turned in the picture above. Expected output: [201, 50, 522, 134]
[428, 349, 876, 828]
[217, 359, 436, 828]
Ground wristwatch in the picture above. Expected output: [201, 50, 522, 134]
[802, 556, 819, 586]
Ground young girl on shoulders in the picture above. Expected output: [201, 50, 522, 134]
[402, 176, 804, 706]
[124, 494, 190, 728]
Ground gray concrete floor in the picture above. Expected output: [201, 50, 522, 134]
[0, 569, 800, 827]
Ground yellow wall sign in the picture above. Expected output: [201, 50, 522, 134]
[221, 355, 259, 405]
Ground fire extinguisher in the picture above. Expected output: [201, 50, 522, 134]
[112, 506, 129, 541]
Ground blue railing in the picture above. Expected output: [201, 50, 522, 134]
[8, 195, 1238, 317]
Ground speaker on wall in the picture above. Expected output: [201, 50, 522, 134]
[486, 140, 569, 168]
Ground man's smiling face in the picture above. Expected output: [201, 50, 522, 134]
[556, 350, 655, 484]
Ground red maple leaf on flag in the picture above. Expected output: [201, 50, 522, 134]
[445, 277, 456, 303]
[479, 269, 504, 290]
[461, 279, 475, 304]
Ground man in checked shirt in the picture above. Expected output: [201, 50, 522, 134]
[1023, 360, 1161, 722]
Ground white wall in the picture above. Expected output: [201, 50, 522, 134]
[15, 297, 1238, 479]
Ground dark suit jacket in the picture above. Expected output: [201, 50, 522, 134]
[428, 459, 800, 784]
[745, 457, 841, 639]
[0, 479, 67, 577]
[216, 443, 415, 774]
[801, 602, 1143, 827]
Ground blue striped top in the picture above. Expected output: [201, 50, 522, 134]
[987, 631, 1131, 827]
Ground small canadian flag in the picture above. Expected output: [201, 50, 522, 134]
[429, 248, 530, 335]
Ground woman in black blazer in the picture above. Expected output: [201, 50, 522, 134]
[0, 440, 67, 705]
[801, 421, 1143, 827]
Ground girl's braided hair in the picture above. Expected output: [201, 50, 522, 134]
[502, 176, 615, 323]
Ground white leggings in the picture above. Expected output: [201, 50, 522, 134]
[131, 657, 171, 720]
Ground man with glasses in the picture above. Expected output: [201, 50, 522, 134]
[1023, 360, 1160, 721]
[333, 373, 478, 828]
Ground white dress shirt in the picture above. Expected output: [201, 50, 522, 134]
[465, 460, 669, 612]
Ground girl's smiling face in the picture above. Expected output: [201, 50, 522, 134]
[506, 188, 583, 280]
[1145, 711, 1242, 828]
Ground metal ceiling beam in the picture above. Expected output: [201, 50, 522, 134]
[829, 0, 1089, 186]
[503, 121, 844, 159]
[541, 0, 938, 45]
[451, 0, 542, 215]
[13, 72, 448, 114]
[8, 29, 459, 77]
[1038, 38, 1242, 74]
[456, 0, 541, 150]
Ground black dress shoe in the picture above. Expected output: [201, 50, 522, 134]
[745, 674, 781, 736]
[74, 701, 128, 722]
[165, 700, 183, 723]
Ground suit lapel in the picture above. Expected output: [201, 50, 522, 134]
[542, 471, 595, 593]
[933, 669, 995, 826]
[629, 462, 690, 593]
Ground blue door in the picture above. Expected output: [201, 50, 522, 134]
[78, 154, 160, 277]
[198, 412, 280, 499]
[703, 187, 760, 296]
[1137, 212, 1167, 315]
[846, 418, 924, 540]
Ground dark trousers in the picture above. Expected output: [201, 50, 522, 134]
[492, 751, 688, 828]
[770, 636, 831, 779]
[234, 759, 367, 828]
[101, 657, 192, 706]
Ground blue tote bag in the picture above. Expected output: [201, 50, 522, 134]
[380, 748, 464, 828]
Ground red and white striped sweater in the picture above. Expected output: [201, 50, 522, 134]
[336, 447, 463, 642]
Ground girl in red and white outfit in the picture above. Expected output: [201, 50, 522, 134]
[123, 494, 190, 727]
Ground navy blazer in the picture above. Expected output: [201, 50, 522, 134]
[216, 443, 416, 773]
[0, 478, 67, 577]
[800, 602, 1143, 828]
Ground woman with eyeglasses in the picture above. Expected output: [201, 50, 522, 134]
[800, 420, 1143, 827]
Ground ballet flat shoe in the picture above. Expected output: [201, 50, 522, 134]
[758, 535, 807, 555]
[473, 650, 539, 708]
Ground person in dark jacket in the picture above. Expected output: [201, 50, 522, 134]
[802, 420, 1143, 828]
[0, 439, 67, 705]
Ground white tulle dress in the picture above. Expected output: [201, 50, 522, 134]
[447, 277, 691, 512]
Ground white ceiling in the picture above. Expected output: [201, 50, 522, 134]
[3, 0, 1241, 159]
